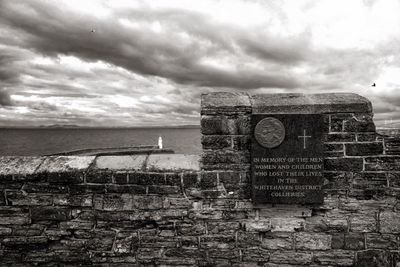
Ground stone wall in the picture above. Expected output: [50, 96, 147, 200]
[200, 92, 400, 267]
[0, 92, 399, 266]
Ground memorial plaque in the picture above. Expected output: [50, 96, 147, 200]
[251, 114, 324, 204]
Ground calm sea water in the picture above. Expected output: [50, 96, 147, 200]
[0, 128, 201, 156]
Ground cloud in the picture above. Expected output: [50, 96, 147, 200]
[0, 89, 13, 106]
[0, 1, 306, 90]
[0, 0, 399, 127]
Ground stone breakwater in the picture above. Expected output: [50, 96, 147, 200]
[0, 92, 399, 266]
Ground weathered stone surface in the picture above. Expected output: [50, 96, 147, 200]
[53, 194, 92, 206]
[366, 233, 398, 249]
[250, 93, 372, 114]
[147, 154, 200, 171]
[356, 249, 391, 267]
[201, 92, 251, 114]
[345, 142, 384, 156]
[314, 250, 355, 266]
[324, 133, 356, 142]
[350, 211, 378, 232]
[269, 251, 313, 265]
[6, 192, 53, 206]
[201, 115, 250, 135]
[344, 233, 365, 250]
[365, 156, 400, 171]
[261, 232, 293, 249]
[294, 232, 331, 250]
[0, 156, 44, 176]
[324, 158, 363, 171]
[31, 207, 71, 221]
[36, 156, 95, 173]
[94, 155, 146, 170]
[379, 211, 400, 233]
[0, 207, 30, 225]
[344, 113, 375, 132]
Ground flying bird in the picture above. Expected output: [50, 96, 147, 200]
[372, 83, 376, 87]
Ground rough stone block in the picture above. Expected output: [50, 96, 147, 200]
[244, 220, 271, 232]
[324, 158, 363, 171]
[365, 156, 400, 171]
[36, 156, 94, 173]
[6, 192, 53, 206]
[53, 194, 92, 207]
[0, 156, 44, 177]
[86, 171, 112, 183]
[261, 232, 293, 250]
[200, 172, 218, 189]
[242, 247, 270, 262]
[345, 142, 383, 156]
[22, 183, 68, 193]
[350, 211, 377, 232]
[269, 251, 312, 265]
[182, 172, 199, 187]
[344, 113, 375, 132]
[366, 233, 398, 249]
[294, 232, 331, 250]
[105, 184, 147, 194]
[314, 250, 355, 266]
[31, 207, 71, 221]
[218, 171, 241, 184]
[357, 133, 378, 142]
[69, 184, 106, 194]
[128, 172, 165, 185]
[0, 226, 12, 235]
[148, 185, 181, 195]
[0, 207, 30, 225]
[94, 155, 146, 170]
[47, 172, 84, 184]
[356, 249, 391, 267]
[114, 172, 128, 184]
[345, 233, 365, 250]
[380, 211, 400, 233]
[165, 173, 181, 185]
[323, 172, 352, 191]
[201, 151, 250, 165]
[114, 232, 139, 254]
[2, 236, 48, 249]
[207, 222, 240, 234]
[324, 133, 356, 142]
[270, 217, 305, 232]
[201, 92, 251, 115]
[305, 215, 348, 232]
[147, 154, 200, 171]
[202, 135, 231, 149]
[201, 115, 250, 135]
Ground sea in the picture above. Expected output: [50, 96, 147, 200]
[0, 128, 201, 156]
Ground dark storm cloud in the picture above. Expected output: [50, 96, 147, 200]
[0, 0, 305, 89]
[0, 89, 13, 106]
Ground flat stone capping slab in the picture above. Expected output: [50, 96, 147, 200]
[0, 157, 44, 175]
[202, 92, 251, 108]
[94, 155, 146, 170]
[0, 154, 200, 174]
[146, 154, 200, 171]
[36, 156, 95, 173]
[250, 93, 372, 114]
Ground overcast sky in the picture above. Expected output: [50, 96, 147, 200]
[0, 0, 399, 127]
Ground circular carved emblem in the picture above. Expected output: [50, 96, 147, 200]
[254, 117, 285, 148]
